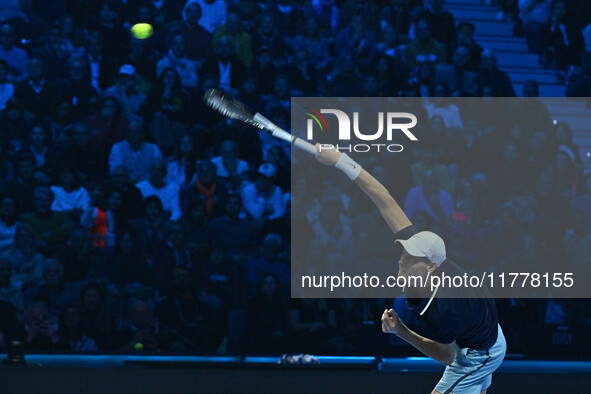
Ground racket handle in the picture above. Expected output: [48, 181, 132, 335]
[253, 113, 318, 155]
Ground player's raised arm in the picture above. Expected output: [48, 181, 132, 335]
[315, 144, 412, 235]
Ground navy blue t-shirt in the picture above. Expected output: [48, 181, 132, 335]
[393, 225, 498, 350]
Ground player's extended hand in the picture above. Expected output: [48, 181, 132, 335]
[315, 143, 342, 166]
[381, 309, 404, 335]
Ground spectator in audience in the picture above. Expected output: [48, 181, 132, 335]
[56, 304, 98, 352]
[58, 15, 86, 59]
[60, 229, 101, 282]
[84, 32, 117, 92]
[92, 0, 128, 59]
[32, 23, 70, 81]
[520, 0, 551, 56]
[79, 282, 116, 350]
[0, 195, 18, 253]
[14, 57, 56, 120]
[155, 265, 220, 351]
[404, 15, 447, 71]
[130, 195, 172, 255]
[201, 36, 246, 93]
[566, 52, 591, 97]
[173, 1, 213, 63]
[285, 49, 319, 96]
[104, 65, 147, 116]
[184, 0, 227, 34]
[202, 246, 244, 309]
[107, 231, 152, 288]
[247, 233, 289, 288]
[411, 147, 455, 193]
[108, 115, 163, 183]
[562, 214, 591, 269]
[329, 53, 364, 96]
[0, 257, 25, 323]
[478, 204, 526, 271]
[423, 84, 464, 129]
[488, 142, 529, 202]
[87, 96, 129, 151]
[0, 224, 43, 290]
[0, 22, 28, 80]
[288, 297, 337, 353]
[371, 53, 407, 97]
[24, 301, 59, 350]
[25, 258, 84, 319]
[452, 22, 483, 71]
[1, 98, 31, 160]
[542, 0, 584, 71]
[181, 199, 209, 256]
[208, 193, 257, 259]
[117, 299, 160, 352]
[7, 0, 47, 49]
[50, 166, 91, 218]
[434, 45, 478, 96]
[21, 187, 74, 253]
[191, 160, 225, 217]
[534, 171, 573, 246]
[62, 56, 100, 120]
[211, 140, 249, 192]
[552, 146, 582, 199]
[243, 273, 289, 353]
[0, 59, 15, 109]
[252, 12, 285, 61]
[424, 0, 457, 47]
[213, 12, 253, 68]
[5, 155, 46, 216]
[143, 68, 191, 151]
[152, 221, 199, 292]
[156, 35, 199, 90]
[544, 122, 582, 169]
[136, 158, 181, 221]
[251, 46, 278, 96]
[122, 36, 158, 86]
[166, 133, 199, 190]
[572, 174, 591, 233]
[310, 190, 355, 260]
[475, 49, 516, 97]
[404, 170, 454, 226]
[241, 163, 284, 224]
[335, 14, 377, 71]
[289, 17, 331, 73]
[28, 124, 53, 174]
[108, 165, 144, 230]
[65, 122, 106, 186]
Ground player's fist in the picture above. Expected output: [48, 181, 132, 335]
[315, 143, 341, 166]
[381, 309, 403, 335]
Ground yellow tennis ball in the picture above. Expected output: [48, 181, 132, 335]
[134, 342, 144, 351]
[131, 23, 153, 40]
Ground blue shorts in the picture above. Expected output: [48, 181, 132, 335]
[434, 324, 506, 394]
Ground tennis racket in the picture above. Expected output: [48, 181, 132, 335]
[203, 89, 318, 156]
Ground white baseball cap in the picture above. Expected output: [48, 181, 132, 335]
[395, 231, 446, 266]
[258, 163, 276, 178]
[119, 64, 136, 76]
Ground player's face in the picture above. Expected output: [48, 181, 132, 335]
[398, 249, 429, 278]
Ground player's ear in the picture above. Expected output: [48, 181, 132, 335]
[427, 261, 438, 273]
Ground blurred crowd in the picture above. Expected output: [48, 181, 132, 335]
[0, 0, 589, 358]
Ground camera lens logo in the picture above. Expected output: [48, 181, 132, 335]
[305, 108, 328, 133]
[305, 108, 418, 153]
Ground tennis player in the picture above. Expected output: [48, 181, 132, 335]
[315, 145, 506, 394]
